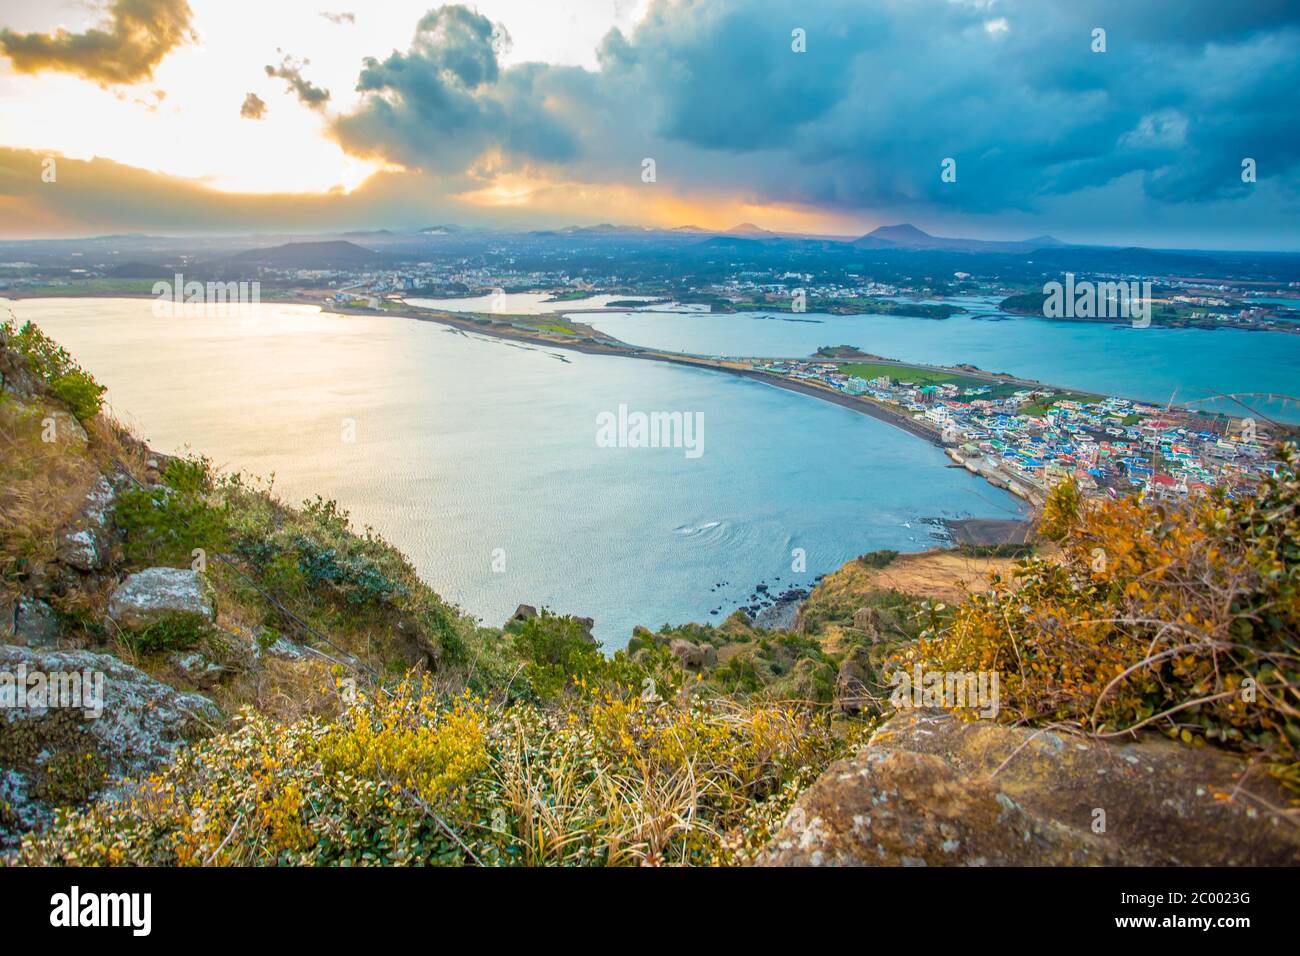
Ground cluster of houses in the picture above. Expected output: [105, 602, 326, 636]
[752, 360, 1280, 501]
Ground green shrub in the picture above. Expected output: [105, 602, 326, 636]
[48, 372, 106, 422]
[116, 458, 228, 568]
[291, 534, 408, 608]
[858, 549, 899, 569]
[711, 656, 763, 694]
[124, 612, 210, 654]
[1, 319, 105, 420]
[512, 613, 607, 698]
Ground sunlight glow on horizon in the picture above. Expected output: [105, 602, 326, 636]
[0, 0, 650, 198]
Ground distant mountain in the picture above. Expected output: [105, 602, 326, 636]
[228, 240, 381, 268]
[555, 223, 644, 235]
[725, 223, 776, 237]
[861, 223, 935, 246]
[418, 224, 467, 235]
[854, 223, 1065, 253]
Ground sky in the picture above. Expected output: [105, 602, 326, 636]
[0, 0, 1297, 248]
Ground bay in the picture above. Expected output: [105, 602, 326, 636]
[5, 297, 1023, 646]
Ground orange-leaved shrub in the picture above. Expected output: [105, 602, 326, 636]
[895, 443, 1299, 776]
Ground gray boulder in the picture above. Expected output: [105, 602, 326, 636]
[44, 410, 88, 447]
[852, 606, 883, 642]
[509, 604, 538, 624]
[2, 596, 61, 648]
[0, 644, 219, 844]
[56, 474, 116, 572]
[168, 650, 226, 689]
[107, 568, 215, 633]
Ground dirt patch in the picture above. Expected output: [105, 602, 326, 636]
[942, 518, 1033, 546]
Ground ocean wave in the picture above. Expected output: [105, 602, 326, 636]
[674, 520, 722, 537]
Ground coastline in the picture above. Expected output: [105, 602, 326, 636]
[0, 292, 1159, 510]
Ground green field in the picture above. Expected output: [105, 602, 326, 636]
[540, 290, 598, 302]
[835, 361, 1029, 399]
[5, 278, 161, 296]
[1022, 393, 1100, 416]
[836, 361, 981, 388]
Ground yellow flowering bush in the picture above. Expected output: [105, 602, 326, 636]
[315, 688, 488, 805]
[14, 678, 492, 866]
[14, 680, 855, 866]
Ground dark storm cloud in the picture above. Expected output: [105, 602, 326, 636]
[0, 0, 195, 84]
[590, 0, 1300, 211]
[330, 1, 1299, 218]
[332, 6, 578, 172]
[265, 53, 331, 110]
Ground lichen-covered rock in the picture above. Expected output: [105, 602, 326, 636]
[266, 635, 307, 661]
[55, 474, 115, 572]
[0, 644, 219, 845]
[107, 568, 215, 633]
[2, 597, 61, 648]
[759, 709, 1300, 867]
[168, 650, 226, 689]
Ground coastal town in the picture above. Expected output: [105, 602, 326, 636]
[748, 355, 1285, 505]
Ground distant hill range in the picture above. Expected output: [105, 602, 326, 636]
[853, 223, 1064, 253]
[228, 240, 382, 268]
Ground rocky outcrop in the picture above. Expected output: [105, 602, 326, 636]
[55, 474, 115, 572]
[107, 568, 215, 633]
[0, 644, 219, 844]
[574, 616, 598, 643]
[759, 709, 1300, 867]
[509, 604, 538, 624]
[0, 335, 42, 400]
[1, 597, 60, 648]
[834, 646, 873, 716]
[669, 638, 716, 671]
[851, 606, 883, 642]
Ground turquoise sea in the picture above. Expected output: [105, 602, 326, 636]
[585, 296, 1300, 423]
[5, 298, 1023, 646]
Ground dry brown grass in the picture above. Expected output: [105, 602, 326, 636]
[802, 548, 1037, 652]
[0, 396, 101, 600]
